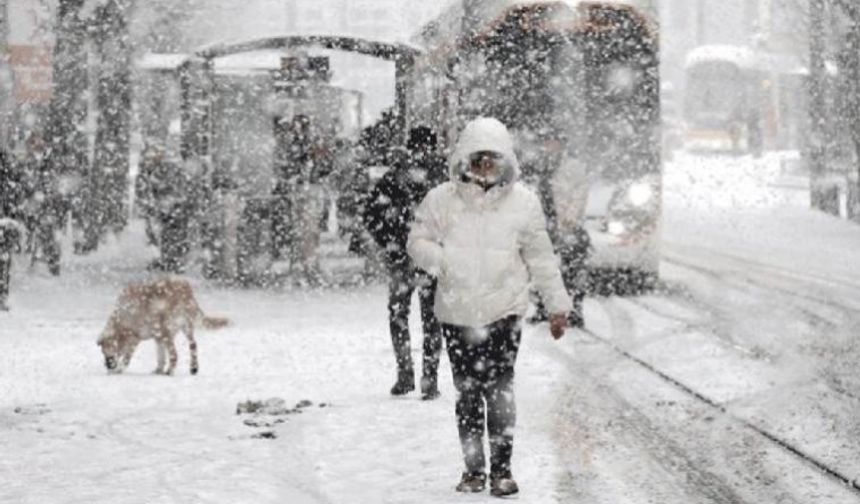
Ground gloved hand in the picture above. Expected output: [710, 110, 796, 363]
[549, 313, 567, 340]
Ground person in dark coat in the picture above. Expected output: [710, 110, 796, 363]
[330, 141, 383, 280]
[20, 134, 72, 276]
[0, 150, 27, 310]
[520, 131, 590, 328]
[272, 114, 332, 285]
[363, 125, 448, 398]
[137, 146, 193, 273]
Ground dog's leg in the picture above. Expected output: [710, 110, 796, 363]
[121, 350, 132, 371]
[120, 338, 138, 373]
[164, 336, 178, 376]
[158, 318, 178, 376]
[186, 322, 199, 375]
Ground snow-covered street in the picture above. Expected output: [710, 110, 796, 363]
[3, 152, 859, 503]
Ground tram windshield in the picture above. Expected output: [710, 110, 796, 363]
[456, 32, 588, 165]
[685, 62, 748, 129]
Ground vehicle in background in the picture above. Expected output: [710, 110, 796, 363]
[683, 44, 808, 155]
[408, 0, 662, 292]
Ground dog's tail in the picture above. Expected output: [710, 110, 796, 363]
[179, 280, 230, 330]
[201, 316, 230, 330]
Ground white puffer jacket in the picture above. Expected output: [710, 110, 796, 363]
[407, 117, 571, 327]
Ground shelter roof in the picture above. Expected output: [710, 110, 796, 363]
[195, 35, 422, 62]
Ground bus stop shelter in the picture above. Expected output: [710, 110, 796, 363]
[179, 35, 422, 162]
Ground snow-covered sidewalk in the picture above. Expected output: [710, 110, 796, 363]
[3, 150, 860, 503]
[0, 225, 575, 503]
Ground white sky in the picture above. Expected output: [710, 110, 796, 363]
[183, 0, 449, 49]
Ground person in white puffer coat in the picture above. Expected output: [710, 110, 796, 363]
[407, 117, 571, 497]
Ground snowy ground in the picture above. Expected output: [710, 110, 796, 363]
[2, 151, 859, 503]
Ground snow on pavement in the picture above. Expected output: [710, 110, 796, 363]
[0, 226, 572, 503]
[2, 150, 860, 502]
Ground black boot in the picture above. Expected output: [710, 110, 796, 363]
[490, 475, 519, 497]
[568, 297, 585, 328]
[420, 375, 440, 400]
[456, 472, 486, 493]
[390, 369, 415, 396]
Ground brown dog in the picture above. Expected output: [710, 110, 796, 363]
[97, 278, 229, 375]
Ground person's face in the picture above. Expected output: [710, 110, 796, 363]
[28, 136, 45, 154]
[544, 138, 563, 153]
[414, 141, 432, 155]
[468, 151, 504, 180]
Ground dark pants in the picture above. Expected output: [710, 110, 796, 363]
[29, 200, 65, 275]
[559, 238, 589, 308]
[535, 226, 590, 320]
[0, 252, 10, 300]
[159, 204, 190, 273]
[388, 268, 442, 386]
[443, 315, 522, 478]
[35, 223, 61, 276]
[270, 193, 292, 261]
[0, 226, 17, 301]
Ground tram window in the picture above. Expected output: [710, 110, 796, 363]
[453, 36, 587, 139]
[546, 39, 587, 154]
[686, 64, 748, 126]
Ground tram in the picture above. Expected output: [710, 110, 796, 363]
[683, 44, 807, 154]
[408, 0, 662, 290]
[683, 45, 763, 153]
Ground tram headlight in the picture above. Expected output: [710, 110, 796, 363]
[627, 182, 655, 207]
[606, 65, 638, 95]
[607, 220, 626, 236]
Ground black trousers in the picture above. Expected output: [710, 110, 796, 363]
[159, 205, 190, 273]
[535, 227, 590, 319]
[388, 268, 441, 385]
[443, 315, 522, 478]
[1, 226, 18, 298]
[0, 252, 10, 299]
[34, 222, 61, 275]
[559, 238, 589, 308]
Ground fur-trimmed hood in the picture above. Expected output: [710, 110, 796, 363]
[448, 117, 520, 186]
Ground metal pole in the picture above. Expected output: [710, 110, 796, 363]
[394, 53, 413, 145]
[807, 0, 829, 211]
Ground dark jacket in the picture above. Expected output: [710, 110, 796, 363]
[136, 155, 192, 220]
[363, 150, 447, 270]
[274, 125, 332, 188]
[0, 151, 26, 220]
[0, 151, 26, 249]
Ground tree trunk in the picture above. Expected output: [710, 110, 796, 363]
[807, 0, 831, 212]
[844, 3, 860, 219]
[90, 0, 132, 243]
[461, 0, 482, 41]
[46, 0, 88, 187]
